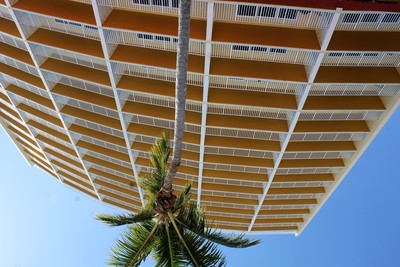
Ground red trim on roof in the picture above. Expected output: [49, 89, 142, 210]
[221, 0, 400, 13]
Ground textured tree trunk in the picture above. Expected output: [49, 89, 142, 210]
[157, 0, 191, 209]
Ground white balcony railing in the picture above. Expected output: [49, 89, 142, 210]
[0, 54, 39, 76]
[209, 76, 307, 95]
[283, 151, 355, 160]
[207, 103, 293, 120]
[309, 84, 400, 96]
[0, 32, 27, 50]
[204, 146, 274, 159]
[299, 110, 384, 121]
[98, 0, 207, 18]
[111, 61, 203, 86]
[322, 51, 400, 67]
[212, 43, 318, 65]
[336, 12, 400, 31]
[290, 132, 369, 142]
[104, 29, 205, 55]
[214, 2, 334, 29]
[31, 43, 108, 71]
[0, 5, 12, 20]
[15, 10, 100, 40]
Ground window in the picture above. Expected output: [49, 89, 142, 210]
[343, 13, 382, 23]
[237, 5, 297, 20]
[232, 45, 250, 52]
[55, 19, 68, 24]
[54, 19, 97, 31]
[84, 25, 97, 31]
[278, 9, 298, 20]
[132, 0, 150, 4]
[361, 14, 379, 23]
[237, 5, 257, 16]
[342, 13, 360, 23]
[269, 48, 287, 54]
[153, 0, 169, 7]
[328, 52, 377, 58]
[251, 46, 269, 53]
[382, 13, 400, 23]
[328, 53, 343, 57]
[258, 7, 276, 18]
[344, 53, 362, 57]
[232, 45, 287, 54]
[154, 35, 178, 43]
[138, 33, 178, 43]
[137, 33, 153, 40]
[133, 0, 178, 8]
[364, 53, 379, 57]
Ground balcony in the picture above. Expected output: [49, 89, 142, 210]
[314, 66, 400, 83]
[12, 0, 96, 25]
[212, 22, 320, 50]
[40, 58, 111, 86]
[210, 57, 308, 83]
[322, 51, 400, 67]
[328, 30, 400, 52]
[336, 11, 400, 31]
[98, 0, 207, 19]
[104, 29, 205, 55]
[117, 76, 203, 102]
[0, 31, 26, 50]
[103, 9, 206, 40]
[15, 10, 99, 40]
[111, 45, 204, 73]
[29, 28, 103, 58]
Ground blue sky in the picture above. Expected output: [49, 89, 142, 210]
[1, 108, 399, 267]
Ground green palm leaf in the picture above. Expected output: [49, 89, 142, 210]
[96, 209, 154, 227]
[109, 221, 159, 267]
[176, 202, 259, 248]
[153, 222, 185, 267]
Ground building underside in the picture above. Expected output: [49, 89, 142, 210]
[0, 0, 399, 234]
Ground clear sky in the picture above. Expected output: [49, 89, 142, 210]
[1, 108, 399, 267]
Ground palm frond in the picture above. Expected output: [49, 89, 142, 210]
[96, 209, 154, 227]
[153, 222, 185, 267]
[168, 212, 200, 267]
[176, 203, 260, 248]
[140, 133, 171, 198]
[109, 221, 159, 267]
[180, 230, 226, 267]
[174, 182, 193, 212]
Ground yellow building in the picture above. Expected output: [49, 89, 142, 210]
[0, 0, 399, 234]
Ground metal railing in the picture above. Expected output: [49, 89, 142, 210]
[212, 42, 318, 65]
[0, 32, 27, 50]
[0, 5, 12, 20]
[0, 54, 39, 76]
[15, 10, 100, 40]
[98, 0, 207, 18]
[111, 61, 204, 86]
[209, 76, 307, 95]
[31, 43, 108, 71]
[309, 83, 400, 96]
[299, 110, 384, 121]
[290, 132, 369, 142]
[336, 12, 400, 31]
[214, 2, 334, 29]
[104, 29, 205, 55]
[322, 51, 400, 67]
[283, 151, 354, 160]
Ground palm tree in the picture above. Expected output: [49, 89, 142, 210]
[98, 1, 260, 265]
[155, 0, 191, 212]
[97, 135, 260, 266]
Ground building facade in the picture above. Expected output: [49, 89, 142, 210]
[0, 0, 399, 234]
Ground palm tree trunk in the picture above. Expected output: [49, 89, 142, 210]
[162, 0, 191, 193]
